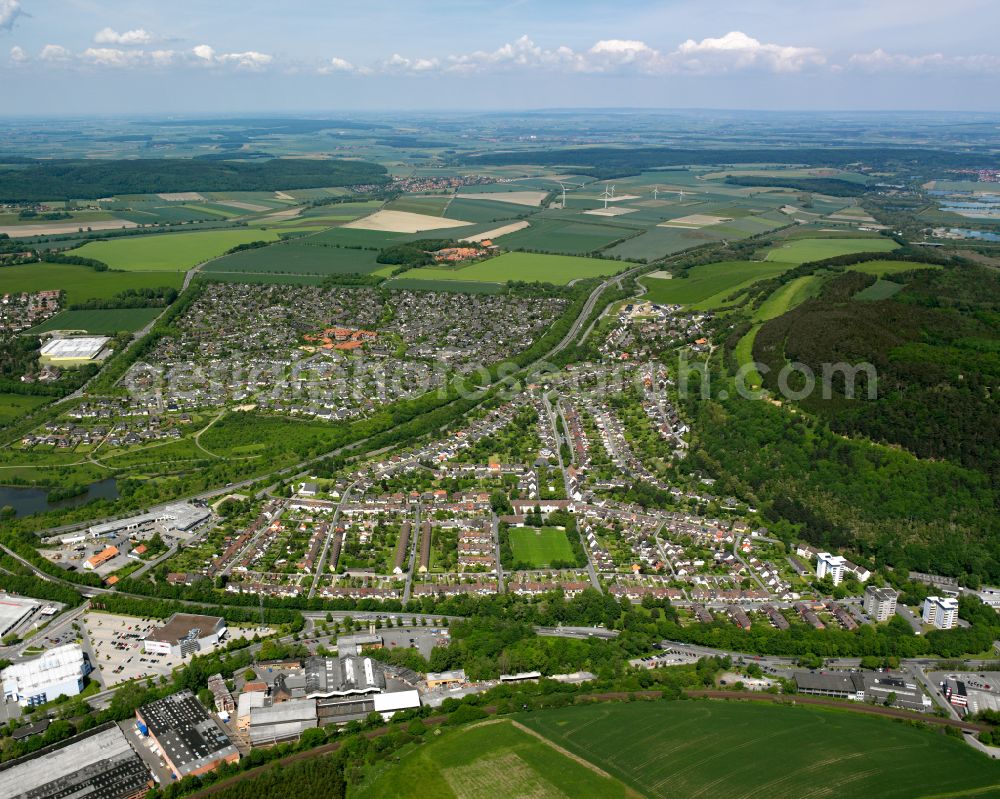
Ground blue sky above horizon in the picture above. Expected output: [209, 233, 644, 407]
[1, 0, 998, 115]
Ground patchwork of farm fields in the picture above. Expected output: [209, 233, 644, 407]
[508, 528, 576, 568]
[641, 260, 792, 309]
[520, 700, 1000, 799]
[0, 262, 183, 304]
[764, 236, 898, 264]
[500, 218, 636, 255]
[71, 229, 283, 271]
[27, 307, 162, 334]
[400, 252, 622, 285]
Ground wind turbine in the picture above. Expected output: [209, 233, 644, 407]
[556, 181, 567, 208]
[600, 185, 614, 209]
[652, 186, 660, 200]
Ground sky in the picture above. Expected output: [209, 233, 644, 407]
[1, 0, 999, 115]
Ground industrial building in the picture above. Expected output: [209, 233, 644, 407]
[248, 697, 318, 745]
[39, 336, 110, 364]
[923, 596, 959, 629]
[0, 722, 151, 799]
[863, 586, 898, 622]
[2, 643, 91, 706]
[303, 654, 386, 698]
[135, 690, 240, 779]
[425, 669, 466, 690]
[143, 613, 227, 657]
[0, 593, 40, 638]
[794, 669, 931, 711]
[89, 502, 210, 538]
[793, 670, 866, 701]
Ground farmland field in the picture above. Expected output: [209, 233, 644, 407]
[753, 275, 823, 321]
[855, 279, 905, 300]
[28, 307, 162, 334]
[402, 252, 621, 285]
[640, 261, 792, 309]
[71, 229, 283, 272]
[203, 240, 383, 276]
[846, 259, 943, 276]
[764, 236, 898, 264]
[500, 218, 634, 255]
[0, 262, 183, 304]
[520, 700, 1000, 799]
[356, 719, 628, 799]
[508, 527, 575, 568]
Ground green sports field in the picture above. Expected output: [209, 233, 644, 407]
[0, 262, 183, 305]
[641, 260, 792, 309]
[764, 236, 899, 264]
[520, 700, 1000, 799]
[508, 527, 575, 568]
[356, 719, 629, 799]
[403, 252, 621, 285]
[28, 307, 162, 334]
[72, 229, 283, 272]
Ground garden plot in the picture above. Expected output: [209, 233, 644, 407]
[343, 209, 474, 233]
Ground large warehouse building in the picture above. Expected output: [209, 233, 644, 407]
[0, 722, 151, 799]
[143, 613, 227, 657]
[135, 690, 239, 779]
[1, 643, 91, 707]
[0, 594, 40, 638]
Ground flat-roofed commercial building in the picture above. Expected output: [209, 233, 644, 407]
[143, 613, 226, 657]
[135, 690, 239, 779]
[0, 594, 39, 638]
[0, 722, 151, 799]
[39, 336, 109, 363]
[2, 643, 91, 706]
[248, 697, 317, 745]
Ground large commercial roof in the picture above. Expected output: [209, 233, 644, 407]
[145, 613, 225, 646]
[89, 502, 209, 536]
[1, 643, 86, 696]
[794, 670, 865, 694]
[0, 722, 150, 799]
[0, 594, 39, 636]
[137, 689, 238, 777]
[304, 655, 386, 697]
[39, 336, 109, 361]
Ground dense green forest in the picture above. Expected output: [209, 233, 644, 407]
[753, 264, 1000, 477]
[464, 146, 997, 179]
[0, 158, 388, 201]
[724, 175, 867, 196]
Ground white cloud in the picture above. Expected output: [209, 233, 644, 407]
[848, 48, 1000, 74]
[191, 44, 272, 70]
[328, 32, 825, 78]
[8, 44, 25, 62]
[673, 31, 825, 73]
[82, 47, 137, 67]
[94, 27, 153, 46]
[39, 43, 71, 62]
[322, 56, 355, 73]
[0, 0, 24, 32]
[192, 44, 215, 61]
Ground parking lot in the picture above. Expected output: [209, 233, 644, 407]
[380, 627, 450, 660]
[83, 612, 272, 686]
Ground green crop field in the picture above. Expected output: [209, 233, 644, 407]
[403, 252, 620, 285]
[855, 279, 905, 301]
[203, 240, 382, 276]
[356, 719, 628, 799]
[72, 229, 283, 272]
[764, 236, 898, 264]
[641, 261, 792, 309]
[847, 259, 943, 276]
[521, 700, 1000, 799]
[27, 307, 162, 334]
[0, 394, 51, 425]
[508, 527, 575, 567]
[0, 262, 183, 305]
[500, 218, 633, 255]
